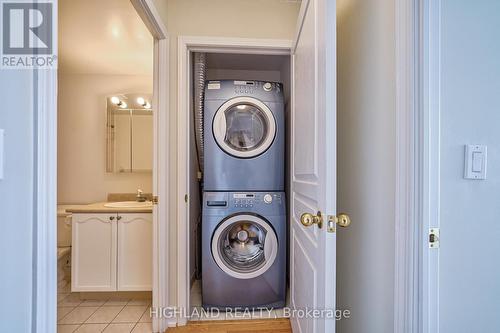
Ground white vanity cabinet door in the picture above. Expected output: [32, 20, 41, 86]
[72, 214, 117, 292]
[117, 213, 152, 291]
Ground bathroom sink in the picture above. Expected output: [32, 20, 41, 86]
[104, 201, 153, 208]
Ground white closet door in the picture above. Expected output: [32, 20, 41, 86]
[290, 0, 339, 332]
[72, 214, 117, 292]
[117, 213, 152, 291]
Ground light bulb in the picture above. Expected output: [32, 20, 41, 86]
[110, 96, 120, 105]
[137, 97, 145, 105]
[119, 102, 128, 109]
[144, 102, 151, 109]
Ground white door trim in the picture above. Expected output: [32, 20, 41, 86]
[34, 56, 58, 333]
[422, 1, 441, 331]
[177, 36, 292, 325]
[34, 1, 59, 330]
[130, 1, 171, 331]
[394, 0, 439, 332]
[36, 0, 170, 332]
[394, 0, 421, 331]
[131, 0, 167, 40]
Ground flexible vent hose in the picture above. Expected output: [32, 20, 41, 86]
[193, 53, 206, 176]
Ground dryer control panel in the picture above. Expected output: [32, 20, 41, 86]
[233, 81, 257, 94]
[205, 80, 283, 102]
[232, 81, 282, 94]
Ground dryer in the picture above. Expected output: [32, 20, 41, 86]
[202, 191, 286, 309]
[203, 80, 285, 191]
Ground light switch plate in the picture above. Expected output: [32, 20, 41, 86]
[464, 144, 487, 180]
[0, 129, 3, 180]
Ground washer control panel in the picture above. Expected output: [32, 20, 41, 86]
[231, 193, 283, 208]
[233, 193, 255, 208]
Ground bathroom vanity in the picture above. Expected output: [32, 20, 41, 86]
[66, 203, 152, 292]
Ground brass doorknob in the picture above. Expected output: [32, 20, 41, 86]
[326, 213, 352, 232]
[300, 211, 323, 229]
[336, 213, 351, 227]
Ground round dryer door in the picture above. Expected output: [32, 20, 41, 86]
[212, 214, 278, 279]
[213, 97, 276, 158]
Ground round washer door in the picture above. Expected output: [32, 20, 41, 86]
[212, 214, 278, 280]
[213, 97, 276, 158]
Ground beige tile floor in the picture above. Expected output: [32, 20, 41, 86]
[58, 284, 152, 333]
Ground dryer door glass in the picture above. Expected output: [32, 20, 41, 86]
[224, 104, 268, 152]
[212, 214, 278, 279]
[213, 97, 276, 159]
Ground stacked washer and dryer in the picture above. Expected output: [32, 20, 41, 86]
[202, 80, 286, 309]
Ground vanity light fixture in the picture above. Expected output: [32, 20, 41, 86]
[137, 97, 151, 109]
[110, 96, 127, 108]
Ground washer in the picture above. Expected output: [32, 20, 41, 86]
[202, 191, 286, 309]
[204, 80, 285, 191]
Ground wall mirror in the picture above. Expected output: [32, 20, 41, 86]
[106, 93, 153, 173]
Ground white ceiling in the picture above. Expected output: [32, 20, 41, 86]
[58, 0, 153, 75]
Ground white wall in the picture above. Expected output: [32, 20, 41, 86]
[0, 72, 34, 332]
[436, 1, 500, 332]
[58, 74, 153, 204]
[336, 0, 396, 332]
[156, 0, 300, 305]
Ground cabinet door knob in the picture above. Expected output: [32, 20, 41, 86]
[117, 216, 122, 221]
[109, 216, 115, 221]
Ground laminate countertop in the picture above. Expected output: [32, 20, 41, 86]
[64, 202, 153, 214]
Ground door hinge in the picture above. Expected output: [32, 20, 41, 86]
[429, 228, 440, 248]
[152, 196, 159, 205]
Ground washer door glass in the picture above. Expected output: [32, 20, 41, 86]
[213, 97, 276, 158]
[212, 214, 278, 279]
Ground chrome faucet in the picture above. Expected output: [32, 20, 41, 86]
[136, 189, 147, 202]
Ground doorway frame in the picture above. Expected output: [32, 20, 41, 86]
[176, 36, 292, 325]
[35, 0, 170, 332]
[33, 0, 433, 332]
[394, 0, 436, 332]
